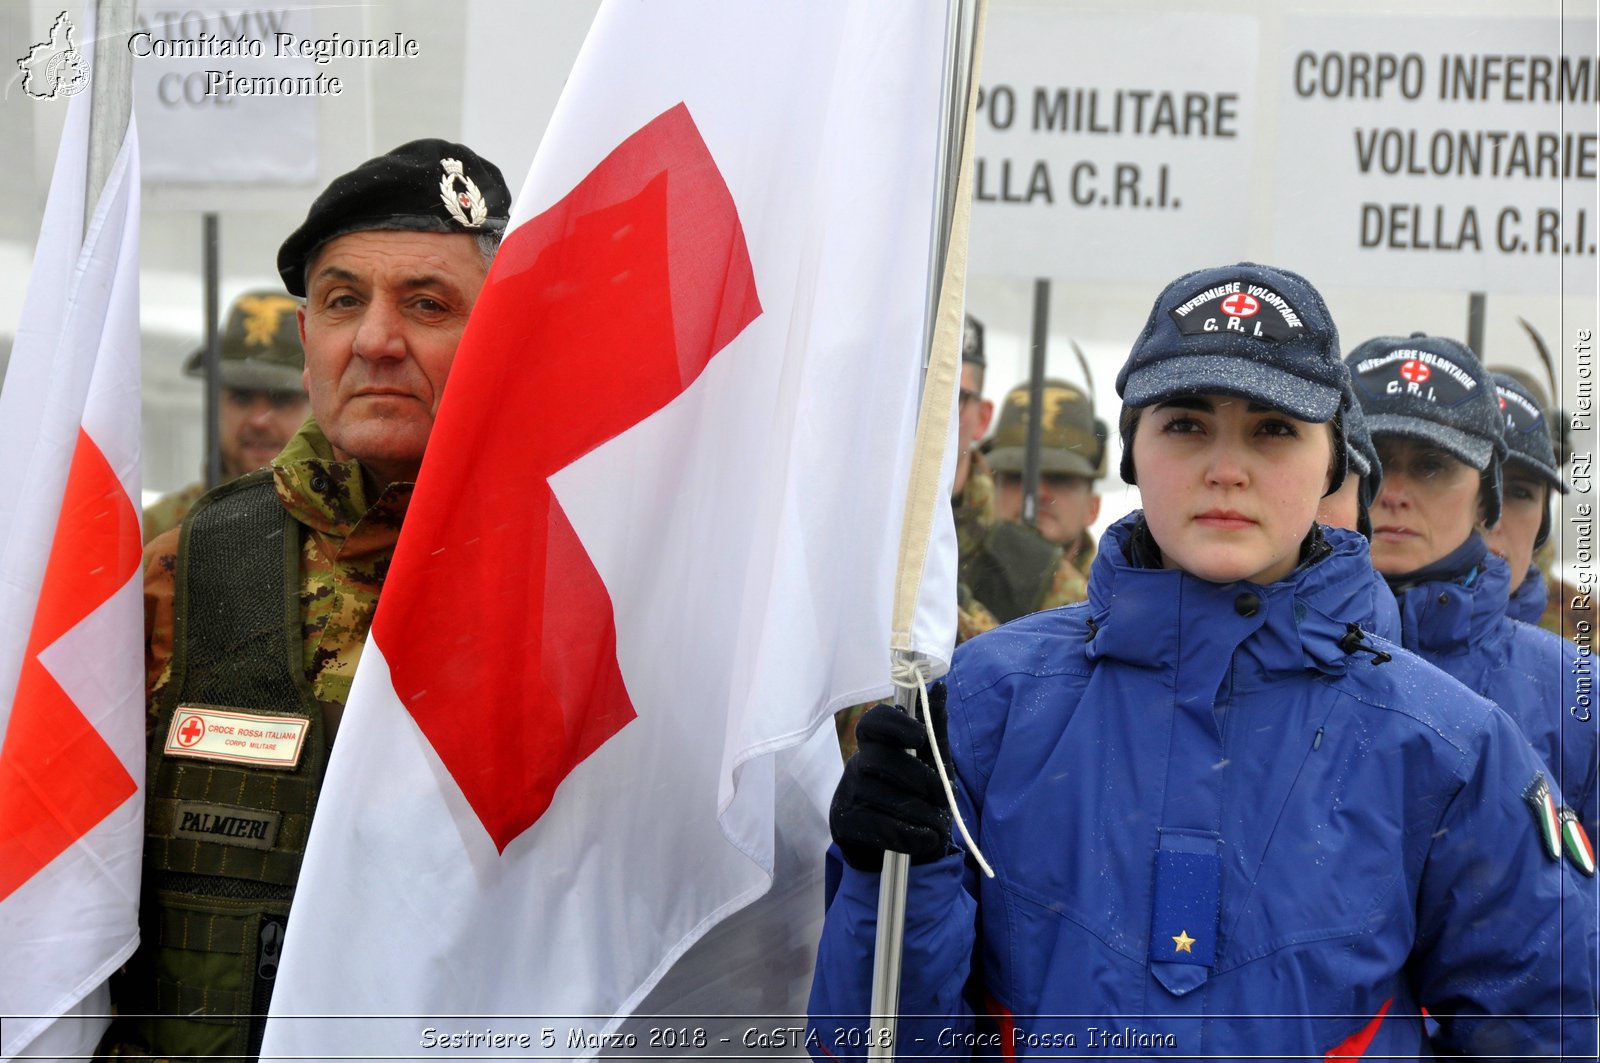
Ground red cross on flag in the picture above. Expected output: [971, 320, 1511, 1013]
[262, 3, 957, 1056]
[0, 10, 143, 1059]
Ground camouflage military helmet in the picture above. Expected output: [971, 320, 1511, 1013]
[985, 379, 1106, 479]
[182, 289, 306, 393]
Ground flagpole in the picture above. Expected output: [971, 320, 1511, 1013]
[872, 1, 984, 1058]
[85, 0, 135, 234]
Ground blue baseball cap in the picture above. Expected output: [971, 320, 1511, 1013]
[1345, 334, 1507, 527]
[1493, 371, 1565, 549]
[1492, 372, 1566, 493]
[1116, 262, 1350, 492]
[1344, 398, 1382, 503]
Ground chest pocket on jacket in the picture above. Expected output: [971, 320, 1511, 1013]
[1216, 706, 1415, 973]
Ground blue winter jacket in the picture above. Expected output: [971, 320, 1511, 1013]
[1509, 563, 1548, 626]
[810, 516, 1597, 1061]
[1392, 548, 1598, 848]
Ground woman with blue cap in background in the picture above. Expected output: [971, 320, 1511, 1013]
[1348, 336, 1597, 855]
[1314, 397, 1400, 637]
[808, 264, 1596, 1061]
[1485, 371, 1569, 627]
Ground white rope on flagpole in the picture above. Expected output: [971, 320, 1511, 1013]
[888, 658, 993, 878]
[873, 2, 987, 1059]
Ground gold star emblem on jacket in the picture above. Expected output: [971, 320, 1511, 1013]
[1172, 929, 1196, 954]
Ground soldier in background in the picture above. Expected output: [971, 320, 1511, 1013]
[141, 289, 309, 542]
[836, 317, 1082, 759]
[950, 314, 1003, 641]
[983, 378, 1107, 613]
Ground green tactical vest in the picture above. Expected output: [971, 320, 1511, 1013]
[964, 519, 1063, 625]
[126, 471, 327, 1061]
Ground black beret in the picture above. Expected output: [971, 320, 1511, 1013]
[278, 138, 511, 297]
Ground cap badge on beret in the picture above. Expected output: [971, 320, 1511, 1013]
[1168, 280, 1305, 341]
[439, 157, 490, 229]
[238, 293, 298, 348]
[1352, 347, 1476, 407]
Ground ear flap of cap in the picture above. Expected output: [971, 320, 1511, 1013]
[1481, 460, 1503, 530]
[1119, 417, 1137, 486]
[1320, 408, 1349, 499]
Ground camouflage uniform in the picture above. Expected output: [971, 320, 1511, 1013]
[144, 417, 410, 738]
[959, 459, 1092, 624]
[110, 419, 412, 1056]
[953, 459, 1002, 641]
[142, 481, 207, 545]
[1043, 530, 1095, 610]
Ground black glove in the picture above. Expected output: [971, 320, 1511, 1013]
[829, 686, 953, 872]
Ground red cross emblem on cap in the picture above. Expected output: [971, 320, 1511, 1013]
[1400, 360, 1431, 384]
[1220, 293, 1259, 317]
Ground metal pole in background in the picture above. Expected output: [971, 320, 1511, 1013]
[870, 1, 980, 1059]
[1021, 278, 1049, 527]
[202, 213, 222, 489]
[1467, 291, 1486, 357]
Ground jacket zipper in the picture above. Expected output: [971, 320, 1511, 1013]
[247, 914, 286, 1058]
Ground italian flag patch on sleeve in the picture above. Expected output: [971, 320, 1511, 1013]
[1523, 773, 1561, 862]
[1559, 806, 1596, 877]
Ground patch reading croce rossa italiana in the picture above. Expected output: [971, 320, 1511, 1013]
[1167, 281, 1305, 341]
[1352, 347, 1477, 407]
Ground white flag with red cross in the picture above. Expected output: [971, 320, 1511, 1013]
[0, 11, 144, 1060]
[261, 2, 957, 1056]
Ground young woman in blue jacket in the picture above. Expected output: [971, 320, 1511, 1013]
[1348, 337, 1597, 853]
[809, 264, 1597, 1061]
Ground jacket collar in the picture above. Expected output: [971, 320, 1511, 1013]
[1390, 538, 1513, 657]
[270, 417, 413, 545]
[1085, 513, 1384, 682]
[1507, 563, 1547, 626]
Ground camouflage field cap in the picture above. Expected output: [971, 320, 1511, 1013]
[182, 289, 306, 393]
[985, 379, 1106, 479]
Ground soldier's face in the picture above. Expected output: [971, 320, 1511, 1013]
[1482, 468, 1548, 594]
[299, 230, 488, 489]
[954, 362, 993, 497]
[1132, 395, 1332, 586]
[994, 473, 1100, 546]
[1369, 437, 1483, 575]
[218, 386, 308, 479]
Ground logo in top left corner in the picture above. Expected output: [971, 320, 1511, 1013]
[17, 12, 90, 101]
